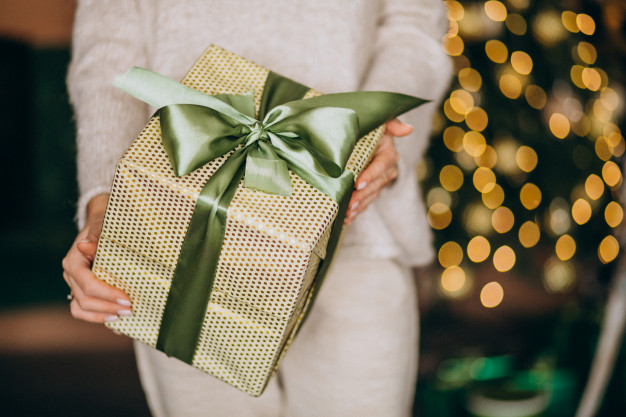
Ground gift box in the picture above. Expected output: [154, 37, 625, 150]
[92, 45, 424, 396]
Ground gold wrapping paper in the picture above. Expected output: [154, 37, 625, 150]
[92, 45, 383, 396]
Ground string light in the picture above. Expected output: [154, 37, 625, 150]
[480, 282, 504, 307]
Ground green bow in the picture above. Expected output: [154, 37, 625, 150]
[114, 67, 426, 364]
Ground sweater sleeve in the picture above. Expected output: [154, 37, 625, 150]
[67, 0, 151, 228]
[357, 0, 452, 266]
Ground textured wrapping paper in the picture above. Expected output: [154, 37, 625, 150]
[92, 45, 418, 396]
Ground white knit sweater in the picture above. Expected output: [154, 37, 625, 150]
[68, 0, 451, 267]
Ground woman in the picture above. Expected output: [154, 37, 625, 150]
[62, 1, 451, 416]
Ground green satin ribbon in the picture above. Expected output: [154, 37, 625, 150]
[114, 66, 426, 363]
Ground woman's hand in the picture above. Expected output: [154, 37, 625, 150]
[345, 119, 413, 225]
[62, 194, 132, 323]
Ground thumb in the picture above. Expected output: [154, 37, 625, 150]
[76, 225, 102, 260]
[385, 118, 413, 137]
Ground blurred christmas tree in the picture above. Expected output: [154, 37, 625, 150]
[422, 0, 625, 307]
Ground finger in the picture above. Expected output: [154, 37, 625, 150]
[70, 263, 131, 306]
[385, 118, 413, 137]
[69, 276, 130, 314]
[76, 240, 98, 261]
[69, 300, 121, 324]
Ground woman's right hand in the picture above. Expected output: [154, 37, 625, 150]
[62, 194, 132, 323]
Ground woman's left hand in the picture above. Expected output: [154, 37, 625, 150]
[345, 118, 413, 225]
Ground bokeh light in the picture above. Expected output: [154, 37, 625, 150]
[548, 198, 572, 235]
[604, 201, 624, 228]
[506, 13, 527, 35]
[585, 174, 604, 200]
[465, 203, 493, 235]
[571, 198, 592, 225]
[576, 41, 597, 65]
[576, 13, 595, 35]
[450, 89, 475, 114]
[480, 282, 504, 308]
[440, 165, 465, 192]
[482, 184, 505, 209]
[441, 266, 467, 292]
[602, 161, 622, 187]
[443, 126, 465, 152]
[485, 40, 508, 63]
[582, 67, 602, 91]
[598, 235, 619, 264]
[525, 84, 547, 109]
[428, 202, 452, 230]
[518, 221, 540, 248]
[475, 145, 498, 168]
[520, 183, 542, 210]
[515, 146, 538, 172]
[555, 234, 576, 261]
[484, 1, 507, 22]
[467, 236, 491, 262]
[444, 35, 465, 56]
[549, 113, 570, 138]
[543, 257, 576, 293]
[464, 131, 487, 157]
[439, 241, 464, 267]
[510, 51, 533, 75]
[499, 73, 523, 99]
[427, 187, 452, 208]
[561, 11, 579, 33]
[492, 206, 515, 233]
[465, 107, 489, 131]
[473, 167, 497, 193]
[458, 67, 483, 92]
[493, 245, 516, 272]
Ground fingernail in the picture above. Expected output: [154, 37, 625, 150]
[350, 201, 360, 210]
[77, 239, 89, 243]
[117, 309, 132, 317]
[117, 298, 132, 307]
[348, 210, 357, 218]
[404, 123, 414, 129]
[104, 315, 119, 323]
[356, 182, 367, 190]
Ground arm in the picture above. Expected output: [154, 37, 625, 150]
[63, 0, 152, 322]
[346, 0, 451, 222]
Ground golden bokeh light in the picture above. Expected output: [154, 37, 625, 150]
[494, 138, 520, 175]
[485, 40, 509, 63]
[428, 202, 452, 230]
[519, 221, 540, 248]
[595, 137, 613, 162]
[475, 145, 498, 169]
[456, 150, 477, 171]
[525, 84, 547, 109]
[520, 183, 542, 210]
[465, 107, 489, 131]
[549, 113, 570, 139]
[484, 1, 507, 22]
[464, 131, 487, 157]
[571, 198, 592, 225]
[465, 204, 493, 235]
[492, 206, 514, 233]
[443, 126, 465, 152]
[511, 51, 533, 75]
[438, 241, 464, 268]
[598, 235, 619, 264]
[582, 68, 602, 91]
[506, 13, 527, 35]
[533, 10, 568, 46]
[499, 74, 523, 99]
[467, 236, 491, 262]
[458, 67, 483, 92]
[493, 245, 516, 272]
[601, 88, 619, 112]
[576, 13, 595, 35]
[585, 174, 604, 200]
[447, 0, 465, 21]
[570, 65, 585, 89]
[561, 11, 579, 33]
[516, 146, 538, 172]
[448, 19, 459, 37]
[576, 41, 597, 65]
[543, 257, 576, 293]
[427, 187, 452, 208]
[450, 89, 475, 114]
[473, 167, 497, 193]
[605, 201, 624, 228]
[555, 234, 576, 261]
[444, 35, 465, 56]
[441, 266, 467, 292]
[593, 100, 612, 123]
[602, 161, 622, 187]
[482, 184, 505, 209]
[444, 99, 466, 123]
[480, 281, 504, 308]
[440, 165, 465, 192]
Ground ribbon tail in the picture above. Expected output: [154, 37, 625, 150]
[156, 148, 248, 363]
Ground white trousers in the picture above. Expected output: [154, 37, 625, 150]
[134, 248, 419, 417]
